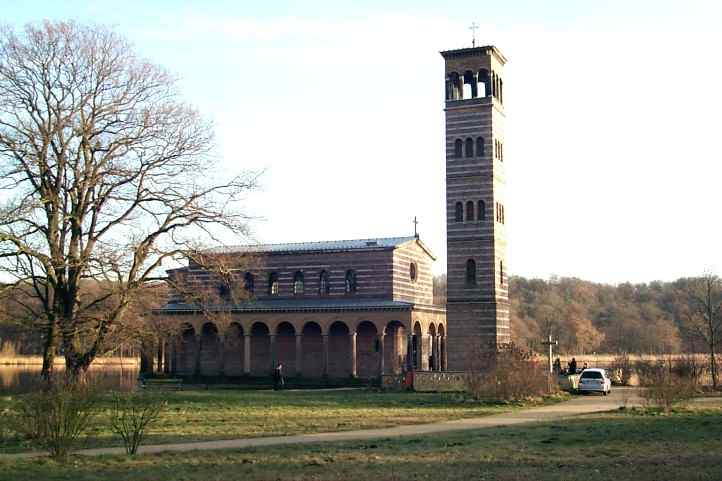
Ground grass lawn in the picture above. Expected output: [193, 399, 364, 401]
[0, 389, 565, 454]
[0, 404, 720, 481]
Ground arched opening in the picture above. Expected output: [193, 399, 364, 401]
[328, 321, 351, 378]
[356, 321, 379, 379]
[447, 72, 461, 100]
[500, 78, 504, 103]
[176, 324, 197, 376]
[412, 322, 423, 370]
[301, 322, 323, 377]
[244, 272, 254, 295]
[466, 259, 477, 286]
[438, 324, 446, 371]
[463, 70, 476, 99]
[477, 200, 486, 221]
[199, 322, 221, 376]
[268, 272, 279, 296]
[276, 322, 297, 375]
[466, 201, 474, 221]
[476, 137, 485, 157]
[345, 270, 357, 294]
[384, 321, 407, 375]
[250, 322, 271, 376]
[428, 324, 437, 371]
[319, 270, 330, 296]
[500, 260, 505, 286]
[293, 271, 304, 296]
[223, 323, 244, 376]
[455, 202, 463, 222]
[454, 139, 463, 158]
[465, 138, 474, 158]
[477, 69, 490, 97]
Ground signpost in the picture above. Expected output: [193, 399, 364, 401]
[541, 334, 558, 374]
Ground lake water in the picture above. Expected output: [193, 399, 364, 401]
[0, 365, 139, 394]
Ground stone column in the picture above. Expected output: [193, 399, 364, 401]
[406, 334, 414, 371]
[420, 335, 429, 371]
[243, 334, 251, 375]
[322, 334, 329, 377]
[350, 332, 357, 378]
[217, 337, 225, 377]
[441, 336, 449, 371]
[436, 336, 442, 371]
[194, 334, 201, 377]
[295, 334, 303, 377]
[270, 334, 277, 370]
[378, 333, 385, 377]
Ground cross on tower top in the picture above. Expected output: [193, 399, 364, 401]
[469, 22, 479, 48]
[413, 216, 419, 238]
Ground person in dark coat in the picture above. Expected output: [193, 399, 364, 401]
[569, 357, 577, 375]
[273, 363, 284, 390]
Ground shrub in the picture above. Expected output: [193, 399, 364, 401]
[12, 378, 98, 460]
[637, 359, 696, 414]
[466, 343, 555, 401]
[110, 392, 166, 455]
[611, 353, 633, 385]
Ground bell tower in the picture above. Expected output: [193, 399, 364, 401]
[442, 45, 511, 370]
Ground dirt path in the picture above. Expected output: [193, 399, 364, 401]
[1, 388, 641, 459]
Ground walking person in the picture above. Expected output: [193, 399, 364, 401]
[273, 363, 285, 390]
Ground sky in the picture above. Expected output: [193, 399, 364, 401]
[4, 0, 721, 284]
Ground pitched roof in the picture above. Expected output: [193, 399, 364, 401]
[204, 235, 434, 257]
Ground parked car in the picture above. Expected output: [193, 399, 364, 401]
[577, 368, 612, 395]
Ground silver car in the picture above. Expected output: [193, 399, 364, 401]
[578, 368, 612, 395]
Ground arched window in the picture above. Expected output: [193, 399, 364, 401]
[293, 271, 304, 295]
[477, 69, 490, 97]
[243, 272, 254, 295]
[345, 269, 357, 294]
[466, 201, 474, 221]
[448, 72, 461, 100]
[500, 261, 505, 286]
[465, 138, 474, 158]
[477, 200, 485, 221]
[217, 282, 231, 302]
[409, 262, 417, 282]
[465, 259, 477, 286]
[463, 70, 477, 99]
[454, 139, 463, 158]
[268, 272, 279, 296]
[319, 270, 330, 296]
[476, 137, 484, 157]
[454, 202, 463, 222]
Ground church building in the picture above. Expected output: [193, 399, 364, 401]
[156, 44, 510, 379]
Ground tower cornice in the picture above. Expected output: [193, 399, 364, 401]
[440, 45, 508, 65]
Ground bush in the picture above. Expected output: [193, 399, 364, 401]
[637, 359, 696, 413]
[110, 392, 166, 455]
[611, 353, 633, 385]
[466, 343, 556, 401]
[12, 378, 98, 460]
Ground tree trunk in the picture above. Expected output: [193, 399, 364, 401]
[40, 320, 58, 381]
[139, 341, 154, 376]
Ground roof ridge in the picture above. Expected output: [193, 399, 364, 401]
[213, 235, 416, 250]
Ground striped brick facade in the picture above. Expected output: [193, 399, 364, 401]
[442, 46, 511, 370]
[157, 237, 447, 379]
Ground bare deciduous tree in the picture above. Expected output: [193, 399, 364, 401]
[681, 273, 722, 388]
[0, 21, 255, 380]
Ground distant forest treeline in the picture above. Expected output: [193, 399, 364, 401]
[433, 274, 710, 355]
[0, 275, 713, 357]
